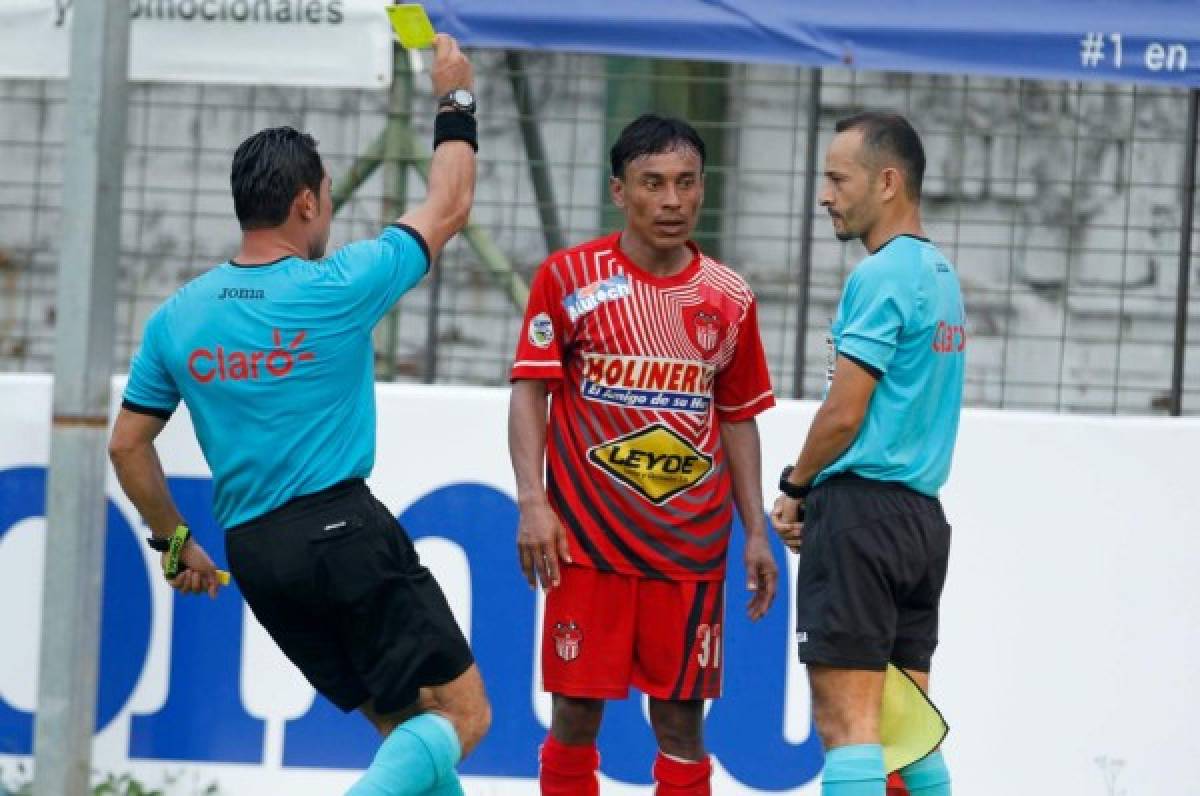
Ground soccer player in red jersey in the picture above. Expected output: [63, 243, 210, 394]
[508, 114, 779, 795]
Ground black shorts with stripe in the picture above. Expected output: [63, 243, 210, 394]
[226, 479, 474, 713]
[794, 473, 951, 672]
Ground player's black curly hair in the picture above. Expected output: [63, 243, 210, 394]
[836, 111, 926, 200]
[610, 114, 706, 178]
[230, 126, 324, 230]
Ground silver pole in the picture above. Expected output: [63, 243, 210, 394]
[1169, 88, 1198, 417]
[791, 68, 822, 399]
[33, 2, 130, 794]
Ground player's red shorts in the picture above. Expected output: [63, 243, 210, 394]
[542, 564, 726, 701]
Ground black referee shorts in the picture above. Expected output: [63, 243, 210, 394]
[794, 473, 951, 672]
[226, 479, 474, 714]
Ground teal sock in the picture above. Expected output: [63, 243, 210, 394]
[821, 744, 886, 796]
[900, 750, 951, 795]
[347, 713, 462, 796]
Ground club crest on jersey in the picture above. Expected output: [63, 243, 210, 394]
[581, 354, 714, 414]
[683, 304, 727, 354]
[528, 312, 555, 349]
[588, 423, 714, 504]
[562, 274, 632, 323]
[553, 620, 583, 662]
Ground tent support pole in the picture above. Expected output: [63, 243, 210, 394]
[1170, 88, 1199, 416]
[792, 68, 823, 399]
[506, 51, 566, 254]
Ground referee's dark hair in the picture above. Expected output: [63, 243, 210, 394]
[231, 127, 325, 230]
[836, 111, 926, 200]
[610, 114, 706, 178]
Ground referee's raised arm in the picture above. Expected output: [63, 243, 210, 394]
[397, 33, 477, 262]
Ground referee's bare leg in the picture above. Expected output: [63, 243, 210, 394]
[361, 664, 492, 756]
[809, 666, 938, 796]
[350, 664, 491, 796]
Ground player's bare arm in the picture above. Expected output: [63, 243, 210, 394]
[508, 378, 571, 590]
[771, 355, 878, 552]
[719, 418, 778, 620]
[109, 409, 222, 598]
[397, 33, 476, 260]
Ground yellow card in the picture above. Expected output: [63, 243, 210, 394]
[880, 664, 949, 773]
[386, 4, 436, 49]
[216, 569, 231, 586]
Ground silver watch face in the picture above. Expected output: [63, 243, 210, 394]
[451, 88, 475, 107]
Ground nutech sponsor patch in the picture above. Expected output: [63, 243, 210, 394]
[562, 274, 632, 323]
[581, 354, 714, 414]
[588, 424, 714, 504]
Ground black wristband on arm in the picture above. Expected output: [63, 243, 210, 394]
[433, 110, 478, 152]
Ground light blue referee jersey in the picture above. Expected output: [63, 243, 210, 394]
[123, 225, 429, 528]
[817, 234, 966, 497]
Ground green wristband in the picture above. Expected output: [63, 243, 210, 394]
[163, 524, 191, 579]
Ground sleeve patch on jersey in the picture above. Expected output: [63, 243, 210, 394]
[528, 312, 555, 348]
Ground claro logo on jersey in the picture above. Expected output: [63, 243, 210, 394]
[588, 423, 714, 504]
[188, 329, 315, 383]
[562, 274, 632, 323]
[581, 354, 714, 414]
[931, 320, 967, 353]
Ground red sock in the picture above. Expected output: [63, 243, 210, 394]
[653, 752, 712, 796]
[539, 734, 599, 796]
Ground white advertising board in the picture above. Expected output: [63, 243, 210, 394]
[0, 1, 393, 88]
[1, 374, 1198, 793]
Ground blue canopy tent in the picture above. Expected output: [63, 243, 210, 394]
[426, 0, 1200, 88]
[426, 0, 1200, 411]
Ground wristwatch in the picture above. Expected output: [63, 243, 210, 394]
[778, 466, 812, 500]
[437, 88, 476, 115]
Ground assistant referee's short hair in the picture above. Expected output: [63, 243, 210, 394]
[610, 114, 707, 178]
[836, 111, 926, 200]
[231, 126, 325, 230]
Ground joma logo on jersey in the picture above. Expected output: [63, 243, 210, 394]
[588, 424, 714, 504]
[188, 329, 314, 383]
[581, 354, 714, 413]
[562, 274, 632, 323]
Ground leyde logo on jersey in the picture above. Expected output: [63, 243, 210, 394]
[581, 354, 714, 414]
[588, 423, 714, 504]
[562, 274, 632, 323]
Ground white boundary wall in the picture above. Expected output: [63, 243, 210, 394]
[1, 374, 1198, 794]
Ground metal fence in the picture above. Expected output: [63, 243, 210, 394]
[1, 49, 1197, 414]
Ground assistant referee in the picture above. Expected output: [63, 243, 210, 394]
[108, 35, 488, 796]
[771, 112, 965, 796]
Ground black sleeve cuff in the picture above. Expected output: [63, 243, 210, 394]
[122, 399, 174, 420]
[840, 352, 883, 381]
[390, 223, 432, 273]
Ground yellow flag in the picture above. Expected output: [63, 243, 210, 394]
[880, 663, 948, 773]
[386, 4, 437, 50]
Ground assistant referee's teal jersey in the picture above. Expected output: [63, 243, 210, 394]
[123, 225, 429, 528]
[817, 234, 966, 497]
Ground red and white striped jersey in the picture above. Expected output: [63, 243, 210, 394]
[511, 232, 775, 581]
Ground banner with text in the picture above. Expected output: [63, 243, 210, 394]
[0, 0, 392, 88]
[1, 374, 1198, 794]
